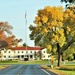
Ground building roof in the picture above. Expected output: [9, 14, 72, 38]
[12, 46, 43, 51]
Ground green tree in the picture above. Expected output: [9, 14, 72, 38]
[61, 0, 75, 3]
[63, 42, 75, 60]
[61, 0, 75, 7]
[29, 6, 75, 67]
[23, 43, 28, 47]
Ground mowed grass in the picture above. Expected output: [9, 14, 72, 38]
[58, 65, 75, 75]
[0, 60, 48, 65]
[58, 70, 75, 75]
[41, 60, 75, 75]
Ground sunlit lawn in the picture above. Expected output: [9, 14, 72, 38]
[0, 60, 75, 65]
[0, 60, 49, 65]
[58, 70, 75, 75]
[55, 61, 75, 75]
[41, 60, 75, 75]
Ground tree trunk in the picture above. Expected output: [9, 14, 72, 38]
[57, 39, 75, 67]
[57, 43, 62, 67]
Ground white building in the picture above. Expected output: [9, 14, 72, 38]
[41, 48, 51, 60]
[0, 47, 51, 61]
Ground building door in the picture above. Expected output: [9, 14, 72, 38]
[24, 55, 29, 61]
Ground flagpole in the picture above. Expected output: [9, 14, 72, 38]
[25, 11, 28, 60]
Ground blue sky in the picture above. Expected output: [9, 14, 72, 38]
[0, 0, 65, 46]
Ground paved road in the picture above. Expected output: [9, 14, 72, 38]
[0, 65, 57, 75]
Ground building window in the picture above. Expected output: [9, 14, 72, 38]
[14, 51, 15, 53]
[18, 55, 20, 58]
[30, 55, 33, 58]
[8, 56, 10, 58]
[4, 51, 6, 53]
[48, 56, 50, 58]
[22, 51, 23, 53]
[9, 51, 10, 53]
[18, 51, 19, 53]
[30, 51, 32, 53]
[44, 56, 45, 58]
[4, 56, 6, 58]
[34, 51, 36, 53]
[21, 55, 24, 58]
[43, 51, 45, 53]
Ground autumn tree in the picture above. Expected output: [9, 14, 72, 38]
[0, 22, 13, 48]
[0, 21, 22, 49]
[5, 35, 22, 48]
[29, 6, 75, 67]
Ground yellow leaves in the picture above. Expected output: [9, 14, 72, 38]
[64, 8, 75, 24]
[58, 6, 64, 11]
[52, 34, 58, 42]
[38, 22, 42, 26]
[58, 36, 66, 47]
[64, 13, 69, 19]
[67, 26, 71, 32]
[54, 35, 58, 40]
[46, 44, 52, 51]
[41, 27, 48, 34]
[35, 16, 40, 24]
[52, 29, 66, 47]
[43, 27, 48, 33]
[66, 9, 70, 13]
[52, 6, 63, 21]
[42, 16, 48, 23]
[57, 22, 63, 27]
[32, 5, 75, 49]
[51, 21, 56, 26]
[57, 29, 64, 36]
[69, 11, 73, 16]
[35, 6, 64, 30]
[44, 6, 51, 12]
[71, 31, 75, 36]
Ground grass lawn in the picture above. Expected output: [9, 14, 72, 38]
[57, 70, 75, 75]
[41, 60, 75, 75]
[0, 60, 48, 65]
[41, 65, 75, 75]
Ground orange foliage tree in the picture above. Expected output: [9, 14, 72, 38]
[0, 21, 22, 49]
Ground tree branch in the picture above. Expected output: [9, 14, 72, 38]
[61, 38, 75, 52]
